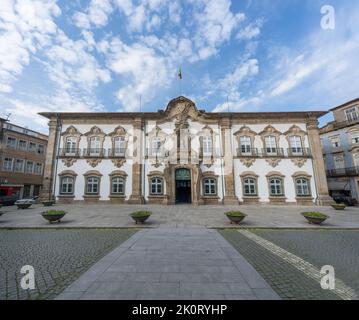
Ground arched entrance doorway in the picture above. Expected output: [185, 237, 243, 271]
[175, 168, 191, 204]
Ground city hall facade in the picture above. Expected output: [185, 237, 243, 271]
[39, 96, 332, 206]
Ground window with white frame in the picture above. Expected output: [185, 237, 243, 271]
[289, 136, 303, 155]
[333, 155, 345, 169]
[150, 177, 163, 195]
[203, 136, 213, 156]
[86, 176, 99, 194]
[269, 178, 284, 196]
[3, 158, 13, 171]
[243, 177, 257, 196]
[111, 177, 125, 194]
[152, 138, 162, 156]
[34, 163, 43, 175]
[345, 107, 358, 122]
[28, 142, 37, 152]
[351, 132, 359, 145]
[114, 136, 126, 156]
[6, 136, 17, 148]
[60, 176, 74, 194]
[330, 136, 340, 148]
[37, 144, 45, 154]
[65, 137, 77, 154]
[90, 136, 101, 155]
[203, 178, 217, 196]
[296, 178, 311, 197]
[265, 136, 277, 154]
[18, 140, 27, 150]
[240, 136, 252, 154]
[25, 161, 34, 174]
[14, 159, 24, 172]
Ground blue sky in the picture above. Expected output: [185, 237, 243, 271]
[0, 0, 359, 133]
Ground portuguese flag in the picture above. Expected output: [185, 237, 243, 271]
[178, 67, 182, 80]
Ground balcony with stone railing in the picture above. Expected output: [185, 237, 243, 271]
[236, 148, 312, 158]
[327, 166, 359, 177]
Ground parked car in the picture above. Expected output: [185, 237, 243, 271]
[0, 195, 18, 206]
[333, 196, 357, 206]
[15, 197, 37, 205]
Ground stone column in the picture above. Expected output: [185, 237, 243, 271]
[220, 118, 239, 205]
[128, 118, 145, 204]
[40, 118, 58, 201]
[307, 118, 333, 206]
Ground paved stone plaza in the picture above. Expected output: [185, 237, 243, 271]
[56, 228, 279, 300]
[0, 203, 359, 228]
[0, 229, 135, 300]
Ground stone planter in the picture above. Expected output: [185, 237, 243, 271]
[42, 201, 55, 207]
[331, 204, 346, 210]
[130, 211, 152, 224]
[225, 212, 247, 225]
[41, 212, 66, 223]
[16, 203, 32, 209]
[131, 215, 150, 224]
[302, 213, 328, 225]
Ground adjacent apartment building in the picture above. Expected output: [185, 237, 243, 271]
[320, 97, 359, 203]
[39, 96, 331, 206]
[0, 119, 48, 199]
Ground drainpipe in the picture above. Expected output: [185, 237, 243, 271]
[219, 123, 225, 203]
[50, 114, 61, 201]
[142, 116, 146, 203]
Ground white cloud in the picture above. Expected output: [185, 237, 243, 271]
[236, 19, 263, 41]
[73, 0, 113, 29]
[0, 0, 61, 92]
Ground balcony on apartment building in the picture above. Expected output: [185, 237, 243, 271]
[326, 166, 359, 177]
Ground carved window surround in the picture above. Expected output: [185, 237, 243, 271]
[234, 126, 257, 157]
[60, 126, 82, 158]
[83, 170, 102, 201]
[147, 125, 168, 161]
[240, 171, 260, 203]
[201, 171, 219, 202]
[259, 125, 283, 157]
[198, 125, 218, 168]
[266, 171, 287, 204]
[109, 170, 127, 202]
[292, 171, 313, 204]
[58, 170, 77, 202]
[108, 125, 128, 158]
[84, 126, 106, 158]
[147, 170, 168, 204]
[284, 125, 308, 157]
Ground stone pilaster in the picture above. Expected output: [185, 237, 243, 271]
[307, 118, 333, 206]
[40, 118, 59, 201]
[128, 118, 145, 204]
[220, 118, 239, 205]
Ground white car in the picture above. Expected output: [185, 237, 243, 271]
[15, 198, 36, 205]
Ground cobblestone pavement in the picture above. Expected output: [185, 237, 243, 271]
[219, 229, 359, 300]
[0, 229, 136, 300]
[1, 203, 359, 228]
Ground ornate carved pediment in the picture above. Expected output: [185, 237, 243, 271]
[291, 158, 307, 168]
[109, 125, 127, 137]
[61, 158, 77, 167]
[266, 158, 282, 168]
[163, 96, 204, 122]
[111, 158, 126, 168]
[84, 126, 106, 138]
[86, 158, 102, 168]
[259, 125, 282, 137]
[61, 125, 82, 137]
[234, 126, 257, 137]
[240, 158, 256, 168]
[284, 125, 306, 137]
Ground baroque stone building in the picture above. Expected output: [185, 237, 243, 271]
[39, 96, 331, 206]
[320, 97, 359, 203]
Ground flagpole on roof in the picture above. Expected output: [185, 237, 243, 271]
[178, 67, 182, 96]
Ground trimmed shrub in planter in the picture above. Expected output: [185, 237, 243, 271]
[42, 210, 67, 223]
[42, 201, 55, 207]
[331, 203, 346, 210]
[302, 212, 328, 225]
[130, 211, 152, 224]
[225, 211, 247, 224]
